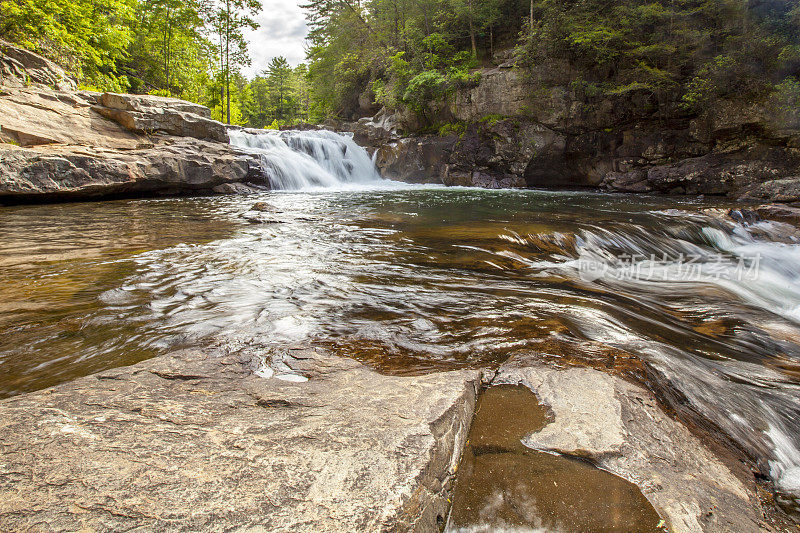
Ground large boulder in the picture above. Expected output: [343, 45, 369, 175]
[0, 138, 264, 202]
[94, 92, 228, 142]
[0, 87, 143, 148]
[0, 348, 479, 531]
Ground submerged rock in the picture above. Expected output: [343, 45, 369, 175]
[755, 204, 800, 226]
[251, 201, 281, 212]
[0, 348, 479, 531]
[493, 353, 771, 533]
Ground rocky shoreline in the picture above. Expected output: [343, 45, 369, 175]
[3, 39, 800, 208]
[0, 344, 792, 531]
[0, 41, 266, 204]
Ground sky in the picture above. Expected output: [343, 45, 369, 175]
[241, 0, 310, 77]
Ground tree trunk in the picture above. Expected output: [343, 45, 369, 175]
[225, 0, 231, 125]
[530, 0, 534, 30]
[163, 13, 171, 94]
[219, 30, 225, 122]
[468, 0, 477, 57]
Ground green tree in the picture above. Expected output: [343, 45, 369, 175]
[0, 0, 136, 89]
[266, 56, 293, 121]
[124, 0, 213, 96]
[212, 0, 261, 124]
[242, 73, 270, 127]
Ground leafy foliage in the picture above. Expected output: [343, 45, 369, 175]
[517, 0, 800, 112]
[0, 0, 136, 89]
[301, 0, 523, 122]
[3, 0, 799, 131]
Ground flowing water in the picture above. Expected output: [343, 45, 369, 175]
[2, 130, 800, 509]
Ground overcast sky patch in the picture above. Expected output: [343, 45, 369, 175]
[242, 0, 309, 77]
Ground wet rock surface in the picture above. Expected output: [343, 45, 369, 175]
[492, 353, 772, 533]
[446, 384, 663, 532]
[755, 203, 800, 226]
[0, 348, 479, 532]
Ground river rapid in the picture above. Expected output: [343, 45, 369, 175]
[1, 130, 799, 506]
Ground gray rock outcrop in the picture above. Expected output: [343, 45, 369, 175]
[94, 92, 228, 142]
[0, 138, 263, 202]
[451, 67, 527, 122]
[0, 348, 479, 531]
[0, 59, 264, 203]
[0, 39, 77, 91]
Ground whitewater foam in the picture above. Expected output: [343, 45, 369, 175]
[229, 129, 384, 190]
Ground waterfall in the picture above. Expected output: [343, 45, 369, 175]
[229, 129, 383, 190]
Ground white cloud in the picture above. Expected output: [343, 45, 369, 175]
[241, 0, 309, 78]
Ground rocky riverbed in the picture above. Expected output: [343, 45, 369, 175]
[0, 345, 789, 532]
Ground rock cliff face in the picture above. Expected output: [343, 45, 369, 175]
[0, 42, 263, 203]
[354, 59, 800, 201]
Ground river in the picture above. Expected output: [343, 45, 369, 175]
[1, 129, 799, 508]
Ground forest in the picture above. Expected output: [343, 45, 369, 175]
[1, 0, 799, 129]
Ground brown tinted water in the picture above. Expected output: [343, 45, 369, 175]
[447, 385, 663, 532]
[1, 187, 799, 493]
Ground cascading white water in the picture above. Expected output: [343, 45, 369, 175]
[229, 129, 383, 190]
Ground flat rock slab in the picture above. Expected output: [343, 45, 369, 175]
[0, 138, 262, 201]
[0, 349, 479, 532]
[494, 353, 769, 533]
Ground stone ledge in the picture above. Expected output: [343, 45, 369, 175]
[0, 348, 479, 532]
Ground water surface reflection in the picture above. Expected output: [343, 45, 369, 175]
[1, 188, 799, 492]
